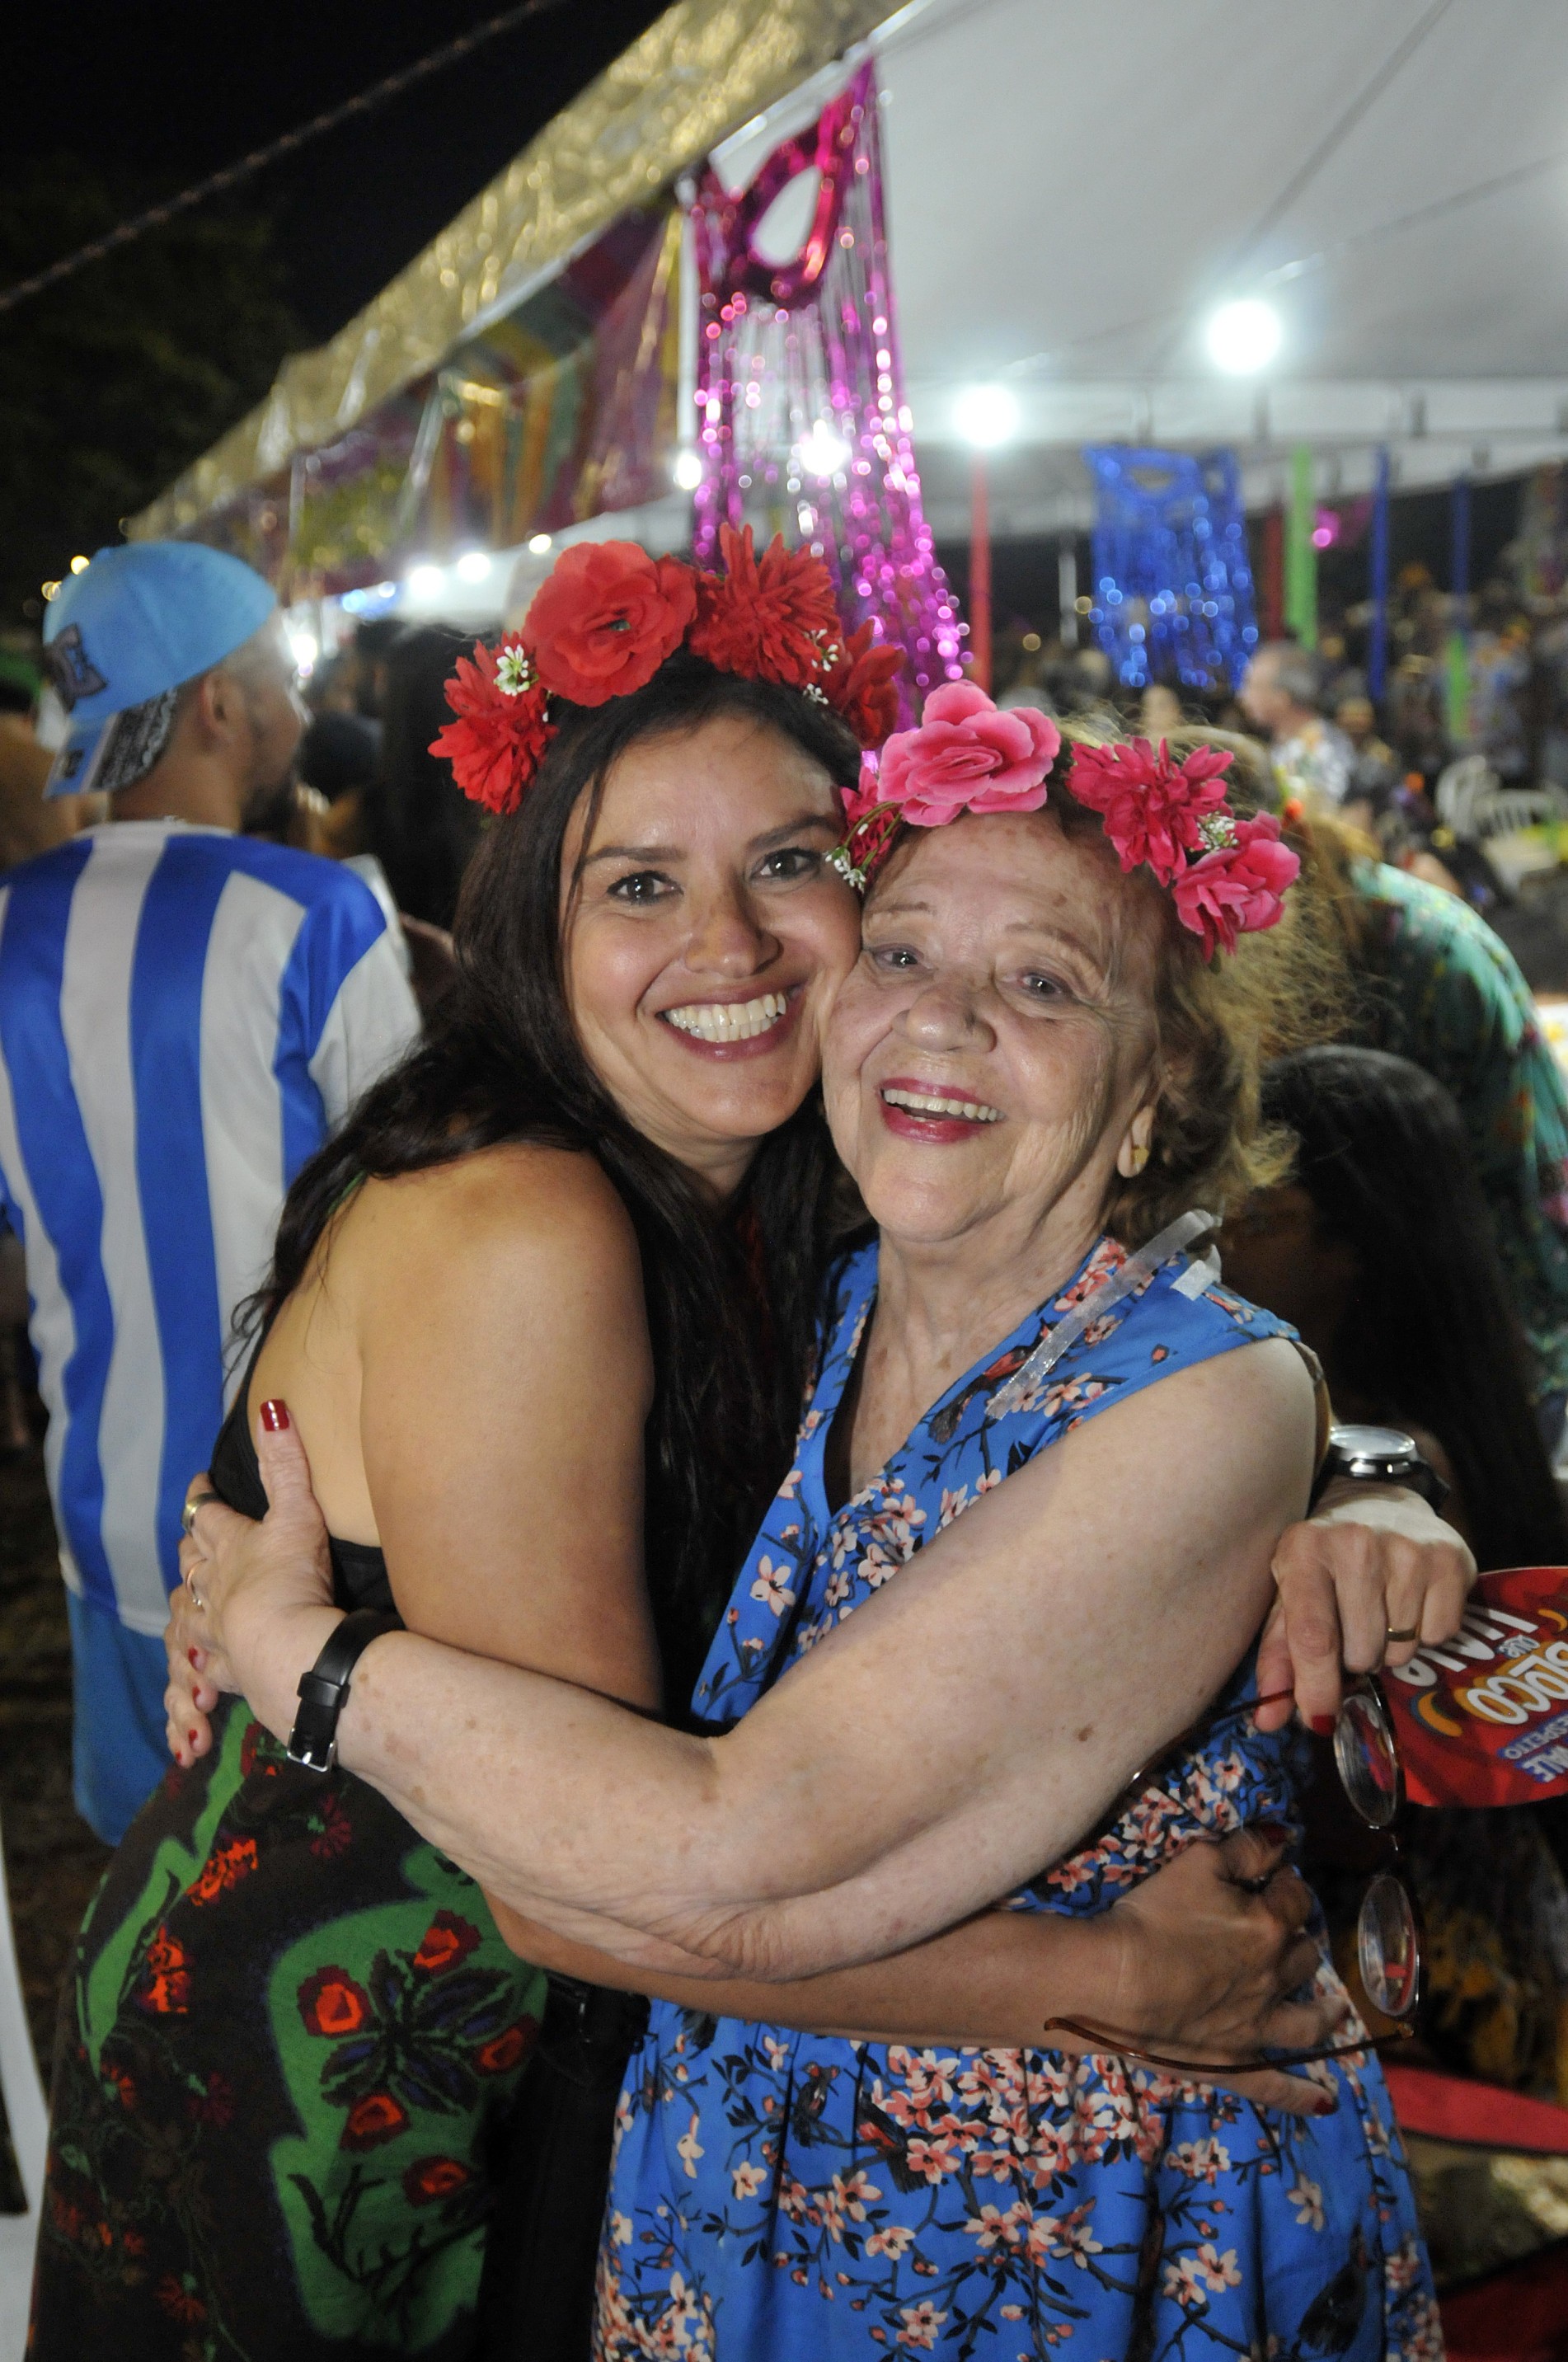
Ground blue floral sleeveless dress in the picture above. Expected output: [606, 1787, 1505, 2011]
[595, 1233, 1440, 2360]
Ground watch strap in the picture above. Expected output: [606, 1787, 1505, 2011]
[287, 1607, 404, 1772]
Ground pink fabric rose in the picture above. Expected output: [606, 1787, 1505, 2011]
[1171, 814, 1300, 958]
[878, 683, 1060, 826]
[1067, 738, 1232, 886]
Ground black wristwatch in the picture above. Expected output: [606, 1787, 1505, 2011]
[1315, 1422, 1449, 1513]
[287, 1608, 404, 1772]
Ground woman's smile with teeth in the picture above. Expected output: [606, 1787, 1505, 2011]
[661, 990, 791, 1042]
[880, 1085, 1002, 1124]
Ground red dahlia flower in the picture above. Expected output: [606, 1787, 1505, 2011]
[430, 636, 554, 815]
[689, 524, 843, 688]
[1066, 739, 1233, 886]
[824, 621, 905, 747]
[523, 540, 696, 706]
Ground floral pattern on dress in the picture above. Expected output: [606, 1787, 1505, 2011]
[599, 1236, 1441, 2360]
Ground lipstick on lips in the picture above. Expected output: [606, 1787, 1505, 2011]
[877, 1074, 1003, 1143]
[657, 984, 803, 1062]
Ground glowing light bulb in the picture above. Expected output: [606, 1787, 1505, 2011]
[406, 564, 445, 599]
[454, 550, 492, 583]
[1204, 299, 1282, 375]
[69, 555, 90, 575]
[528, 533, 553, 556]
[796, 421, 852, 479]
[287, 629, 318, 676]
[953, 384, 1019, 448]
[672, 448, 705, 491]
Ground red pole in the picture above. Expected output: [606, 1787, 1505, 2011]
[969, 454, 992, 692]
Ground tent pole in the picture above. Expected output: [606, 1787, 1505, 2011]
[969, 455, 993, 692]
[1058, 536, 1077, 650]
[1447, 471, 1472, 742]
[1368, 446, 1392, 707]
[1284, 445, 1317, 648]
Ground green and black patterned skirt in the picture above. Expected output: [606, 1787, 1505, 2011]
[29, 1698, 545, 2360]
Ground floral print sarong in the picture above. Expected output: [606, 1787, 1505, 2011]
[597, 1235, 1441, 2360]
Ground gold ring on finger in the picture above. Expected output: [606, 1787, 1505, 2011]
[181, 1489, 218, 1539]
[1385, 1625, 1420, 1643]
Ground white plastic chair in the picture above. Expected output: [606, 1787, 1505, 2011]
[0, 1809, 45, 2355]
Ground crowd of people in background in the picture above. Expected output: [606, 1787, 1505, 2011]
[5, 515, 1568, 2347]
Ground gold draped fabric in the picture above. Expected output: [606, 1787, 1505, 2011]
[130, 0, 899, 540]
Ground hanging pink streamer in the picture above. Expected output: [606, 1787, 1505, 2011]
[692, 63, 963, 718]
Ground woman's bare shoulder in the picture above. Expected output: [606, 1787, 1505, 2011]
[332, 1143, 646, 1337]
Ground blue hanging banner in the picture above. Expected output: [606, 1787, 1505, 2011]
[1082, 446, 1260, 693]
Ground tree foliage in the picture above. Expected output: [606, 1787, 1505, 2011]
[0, 159, 298, 626]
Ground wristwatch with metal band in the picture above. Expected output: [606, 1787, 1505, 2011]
[1315, 1422, 1449, 1513]
[287, 1608, 405, 1772]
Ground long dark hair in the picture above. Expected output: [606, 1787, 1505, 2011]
[359, 624, 484, 928]
[265, 652, 861, 1708]
[1262, 1045, 1567, 1571]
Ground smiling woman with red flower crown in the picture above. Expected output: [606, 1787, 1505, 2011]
[37, 528, 1466, 2362]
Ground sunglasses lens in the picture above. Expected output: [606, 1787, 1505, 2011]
[1335, 1688, 1401, 1829]
[1357, 1871, 1420, 2019]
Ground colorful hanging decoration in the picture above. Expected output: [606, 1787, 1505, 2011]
[690, 62, 961, 721]
[1082, 446, 1260, 694]
[188, 205, 682, 599]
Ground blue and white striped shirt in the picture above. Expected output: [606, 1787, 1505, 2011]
[0, 821, 420, 1634]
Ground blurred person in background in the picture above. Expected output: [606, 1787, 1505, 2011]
[0, 542, 419, 1843]
[1240, 639, 1355, 803]
[357, 623, 482, 932]
[1186, 728, 1568, 1453]
[1223, 1044, 1568, 2098]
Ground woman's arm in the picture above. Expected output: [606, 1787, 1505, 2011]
[181, 1339, 1318, 1979]
[489, 1826, 1341, 2117]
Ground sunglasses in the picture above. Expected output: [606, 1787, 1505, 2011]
[1041, 1680, 1420, 2077]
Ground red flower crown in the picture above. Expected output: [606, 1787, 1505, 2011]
[829, 700, 1298, 961]
[430, 525, 904, 816]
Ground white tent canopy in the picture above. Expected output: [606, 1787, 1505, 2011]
[841, 0, 1568, 536]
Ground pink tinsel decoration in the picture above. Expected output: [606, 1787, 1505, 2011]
[691, 63, 962, 722]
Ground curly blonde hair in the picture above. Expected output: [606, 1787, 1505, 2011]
[1055, 721, 1351, 1246]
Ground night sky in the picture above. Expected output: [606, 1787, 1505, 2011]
[7, 0, 671, 342]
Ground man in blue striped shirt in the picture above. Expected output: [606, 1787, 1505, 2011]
[0, 543, 420, 1840]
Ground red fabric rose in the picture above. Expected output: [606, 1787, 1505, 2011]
[297, 1965, 373, 2039]
[523, 541, 696, 706]
[475, 2019, 537, 2075]
[402, 2156, 472, 2206]
[824, 620, 904, 747]
[1171, 813, 1300, 957]
[689, 524, 843, 688]
[1067, 738, 1233, 885]
[412, 1910, 482, 1975]
[430, 636, 554, 816]
[878, 683, 1059, 826]
[341, 2092, 410, 2151]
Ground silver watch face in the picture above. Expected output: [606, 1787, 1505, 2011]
[1329, 1422, 1418, 1467]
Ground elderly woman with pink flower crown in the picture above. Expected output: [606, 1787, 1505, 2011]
[169, 623, 1440, 2357]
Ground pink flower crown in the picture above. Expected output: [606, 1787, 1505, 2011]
[826, 688, 1299, 960]
[430, 524, 904, 816]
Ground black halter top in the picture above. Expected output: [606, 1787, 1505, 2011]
[208, 1331, 397, 1617]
